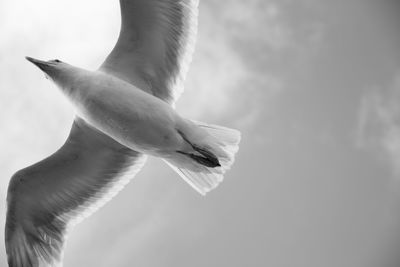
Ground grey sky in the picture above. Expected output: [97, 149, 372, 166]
[1, 0, 400, 266]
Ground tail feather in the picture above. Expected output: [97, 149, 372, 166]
[165, 120, 241, 195]
[194, 120, 240, 170]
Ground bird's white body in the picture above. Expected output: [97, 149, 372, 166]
[62, 68, 188, 157]
[54, 65, 238, 175]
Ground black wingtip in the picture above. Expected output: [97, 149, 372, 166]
[177, 150, 221, 168]
[176, 130, 221, 168]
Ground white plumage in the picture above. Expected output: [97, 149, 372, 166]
[5, 1, 241, 266]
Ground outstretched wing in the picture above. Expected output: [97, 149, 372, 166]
[5, 118, 147, 267]
[101, 0, 199, 104]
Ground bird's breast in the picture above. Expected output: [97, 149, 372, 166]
[72, 76, 182, 155]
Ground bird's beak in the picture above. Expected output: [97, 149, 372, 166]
[25, 56, 51, 72]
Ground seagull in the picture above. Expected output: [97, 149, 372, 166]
[5, 0, 241, 266]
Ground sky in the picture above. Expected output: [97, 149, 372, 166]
[1, 0, 400, 266]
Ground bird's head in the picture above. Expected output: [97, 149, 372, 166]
[26, 57, 67, 79]
[25, 56, 84, 95]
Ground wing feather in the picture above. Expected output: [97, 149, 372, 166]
[100, 0, 199, 104]
[5, 118, 146, 267]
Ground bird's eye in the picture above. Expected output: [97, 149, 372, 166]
[54, 59, 61, 63]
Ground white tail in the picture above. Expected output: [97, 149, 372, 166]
[164, 120, 241, 195]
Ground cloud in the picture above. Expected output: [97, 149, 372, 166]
[357, 73, 400, 175]
[177, 0, 288, 129]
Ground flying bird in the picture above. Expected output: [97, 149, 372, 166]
[5, 0, 241, 266]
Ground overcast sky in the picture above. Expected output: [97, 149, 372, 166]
[1, 0, 400, 266]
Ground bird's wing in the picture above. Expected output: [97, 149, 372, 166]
[100, 0, 199, 104]
[5, 118, 146, 267]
